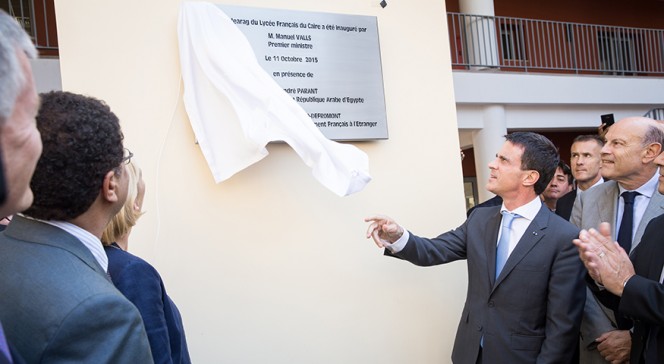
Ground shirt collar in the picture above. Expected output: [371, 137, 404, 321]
[577, 177, 604, 196]
[618, 171, 659, 198]
[23, 217, 108, 272]
[501, 195, 542, 221]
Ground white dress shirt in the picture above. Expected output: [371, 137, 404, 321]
[30, 218, 108, 272]
[495, 196, 542, 257]
[616, 172, 659, 252]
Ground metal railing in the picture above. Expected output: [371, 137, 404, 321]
[448, 12, 664, 76]
[1, 0, 58, 56]
[645, 108, 664, 120]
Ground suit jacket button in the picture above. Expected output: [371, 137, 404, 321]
[488, 300, 495, 307]
[477, 325, 482, 331]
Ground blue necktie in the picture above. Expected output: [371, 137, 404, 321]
[617, 191, 639, 253]
[496, 211, 519, 278]
[0, 322, 13, 363]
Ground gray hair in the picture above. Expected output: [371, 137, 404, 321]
[0, 9, 37, 124]
[643, 120, 664, 148]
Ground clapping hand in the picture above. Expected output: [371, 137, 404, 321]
[573, 222, 635, 296]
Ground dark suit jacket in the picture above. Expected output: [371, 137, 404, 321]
[0, 326, 26, 364]
[388, 204, 585, 363]
[105, 244, 191, 364]
[466, 195, 503, 217]
[555, 189, 576, 221]
[0, 216, 153, 363]
[592, 213, 664, 364]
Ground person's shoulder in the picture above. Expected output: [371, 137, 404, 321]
[53, 289, 146, 344]
[541, 205, 579, 234]
[582, 179, 616, 197]
[467, 203, 501, 221]
[105, 246, 150, 268]
[557, 189, 577, 204]
[106, 246, 159, 279]
[645, 213, 664, 229]
[466, 195, 502, 217]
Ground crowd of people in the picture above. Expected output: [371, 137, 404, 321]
[3, 5, 664, 364]
[367, 119, 664, 363]
[0, 11, 190, 364]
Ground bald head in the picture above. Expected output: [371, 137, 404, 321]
[601, 117, 664, 190]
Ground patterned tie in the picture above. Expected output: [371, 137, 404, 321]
[617, 191, 640, 253]
[0, 322, 13, 363]
[496, 211, 519, 278]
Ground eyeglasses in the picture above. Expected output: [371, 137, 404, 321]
[121, 148, 134, 165]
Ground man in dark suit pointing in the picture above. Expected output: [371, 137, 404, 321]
[366, 132, 585, 363]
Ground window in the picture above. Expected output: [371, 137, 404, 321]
[500, 23, 526, 61]
[597, 30, 635, 75]
[1, 0, 34, 36]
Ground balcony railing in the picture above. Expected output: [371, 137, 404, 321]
[1, 0, 58, 57]
[448, 12, 664, 76]
[645, 108, 664, 120]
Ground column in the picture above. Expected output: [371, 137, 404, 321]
[472, 105, 506, 202]
[458, 0, 499, 68]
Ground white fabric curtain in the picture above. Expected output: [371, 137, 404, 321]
[177, 2, 372, 196]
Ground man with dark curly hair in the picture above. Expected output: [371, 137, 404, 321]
[0, 91, 154, 363]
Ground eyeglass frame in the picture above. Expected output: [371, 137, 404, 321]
[121, 148, 134, 165]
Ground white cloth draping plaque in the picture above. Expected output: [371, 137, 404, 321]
[177, 2, 372, 196]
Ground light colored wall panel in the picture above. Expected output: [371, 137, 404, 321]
[54, 0, 466, 362]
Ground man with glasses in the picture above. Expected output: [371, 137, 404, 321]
[0, 91, 153, 363]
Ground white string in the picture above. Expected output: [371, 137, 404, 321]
[151, 74, 183, 259]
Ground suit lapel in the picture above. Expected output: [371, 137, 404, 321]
[5, 216, 108, 278]
[484, 209, 502, 286]
[634, 191, 664, 248]
[492, 205, 548, 290]
[597, 182, 619, 239]
[646, 247, 664, 282]
[635, 217, 664, 281]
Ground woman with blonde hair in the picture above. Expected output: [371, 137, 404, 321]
[103, 161, 191, 364]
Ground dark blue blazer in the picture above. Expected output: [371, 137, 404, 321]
[105, 244, 191, 364]
[0, 346, 25, 364]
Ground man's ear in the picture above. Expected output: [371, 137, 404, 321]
[523, 170, 539, 188]
[643, 142, 662, 163]
[101, 169, 121, 203]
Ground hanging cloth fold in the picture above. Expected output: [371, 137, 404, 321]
[177, 2, 372, 196]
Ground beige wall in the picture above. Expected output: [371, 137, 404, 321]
[54, 0, 466, 362]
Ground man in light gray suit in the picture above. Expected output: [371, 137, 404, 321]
[366, 132, 585, 363]
[0, 91, 153, 363]
[571, 116, 664, 363]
